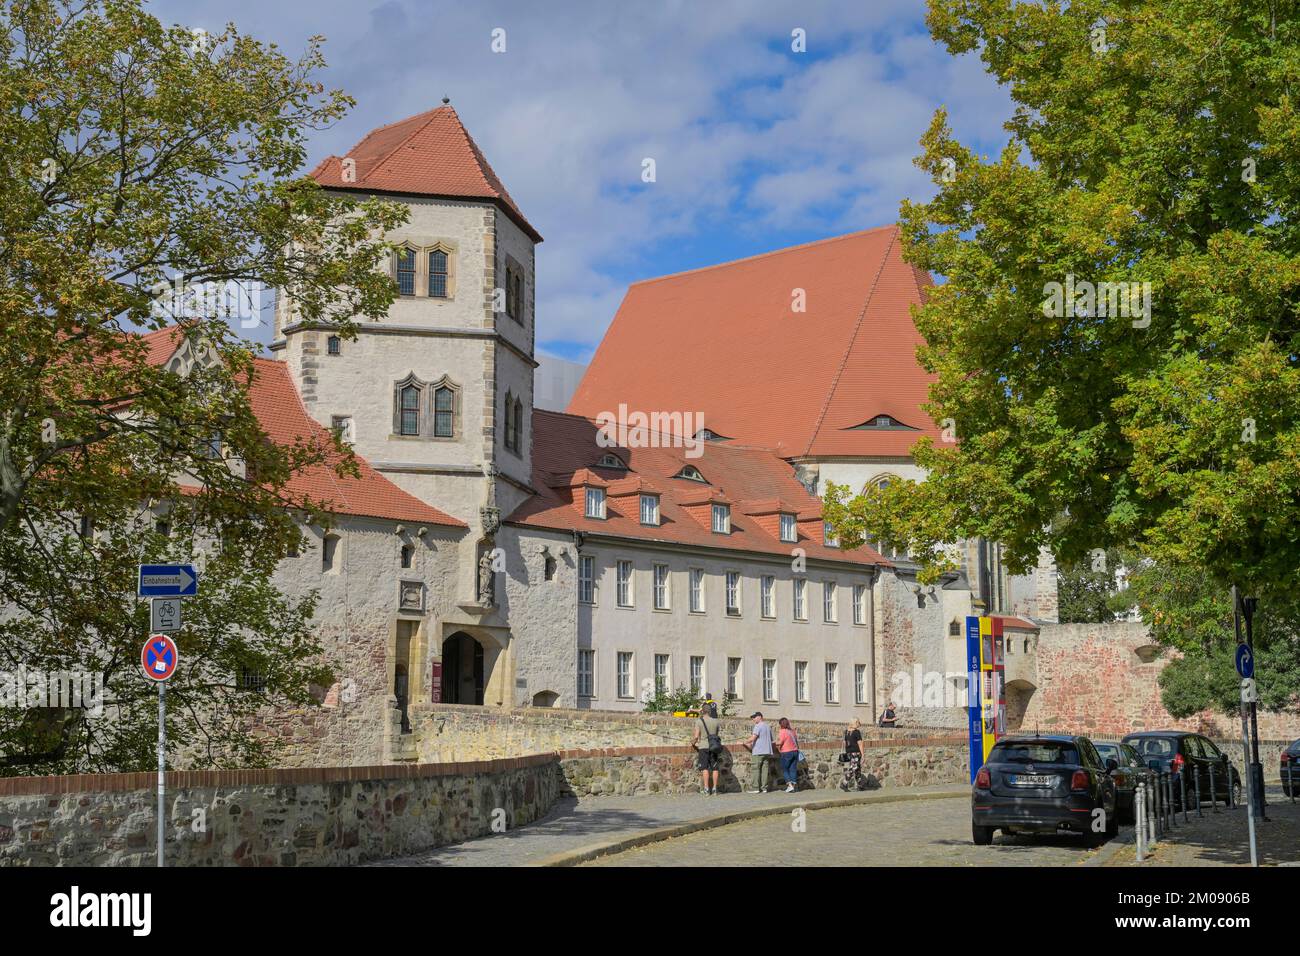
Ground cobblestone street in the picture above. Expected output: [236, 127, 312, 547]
[1105, 784, 1300, 867]
[585, 792, 1107, 867]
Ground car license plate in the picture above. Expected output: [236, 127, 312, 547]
[1010, 774, 1055, 787]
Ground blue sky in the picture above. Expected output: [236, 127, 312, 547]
[151, 0, 1012, 362]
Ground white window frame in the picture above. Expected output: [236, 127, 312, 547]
[653, 563, 670, 610]
[725, 571, 741, 616]
[760, 575, 775, 619]
[823, 580, 838, 623]
[795, 660, 809, 703]
[762, 659, 777, 702]
[689, 567, 705, 614]
[578, 555, 596, 605]
[779, 513, 796, 543]
[793, 578, 807, 621]
[640, 494, 660, 526]
[727, 657, 742, 699]
[585, 486, 606, 519]
[855, 664, 867, 705]
[616, 559, 634, 608]
[654, 653, 670, 694]
[853, 583, 868, 626]
[823, 522, 839, 548]
[617, 651, 634, 699]
[825, 662, 839, 704]
[689, 656, 705, 695]
[578, 649, 595, 698]
[711, 503, 731, 534]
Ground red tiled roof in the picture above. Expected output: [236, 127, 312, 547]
[310, 104, 542, 242]
[507, 409, 888, 568]
[145, 329, 463, 528]
[994, 616, 1039, 631]
[567, 225, 938, 459]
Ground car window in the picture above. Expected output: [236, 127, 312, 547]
[990, 742, 1080, 764]
[1120, 744, 1142, 767]
[1183, 736, 1204, 758]
[1081, 739, 1102, 767]
[1200, 737, 1223, 759]
[1129, 736, 1176, 757]
[1094, 743, 1119, 762]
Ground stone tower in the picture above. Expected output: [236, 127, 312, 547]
[273, 102, 542, 603]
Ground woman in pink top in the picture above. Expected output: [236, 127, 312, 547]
[777, 717, 800, 793]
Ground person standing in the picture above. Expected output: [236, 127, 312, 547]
[879, 701, 898, 728]
[841, 718, 866, 791]
[744, 711, 775, 793]
[777, 717, 800, 793]
[691, 703, 723, 795]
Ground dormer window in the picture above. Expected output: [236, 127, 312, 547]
[640, 494, 660, 526]
[779, 513, 797, 543]
[695, 428, 730, 442]
[823, 523, 839, 548]
[674, 465, 706, 482]
[850, 415, 918, 431]
[597, 453, 627, 470]
[711, 503, 731, 534]
[585, 486, 607, 519]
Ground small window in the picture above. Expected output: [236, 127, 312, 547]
[433, 385, 455, 438]
[327, 335, 341, 356]
[855, 664, 867, 704]
[585, 486, 607, 519]
[689, 656, 705, 694]
[793, 578, 807, 621]
[577, 649, 595, 698]
[760, 575, 775, 619]
[154, 519, 171, 539]
[795, 661, 809, 703]
[762, 659, 777, 702]
[512, 397, 523, 453]
[653, 653, 670, 693]
[689, 568, 705, 613]
[331, 415, 354, 445]
[616, 652, 633, 698]
[395, 248, 416, 296]
[428, 249, 449, 298]
[674, 465, 706, 482]
[616, 559, 634, 607]
[322, 533, 341, 573]
[399, 385, 421, 436]
[400, 542, 414, 569]
[504, 392, 517, 453]
[823, 581, 838, 623]
[711, 504, 731, 534]
[726, 658, 742, 698]
[238, 669, 267, 694]
[823, 523, 839, 548]
[779, 513, 796, 543]
[653, 563, 670, 610]
[578, 555, 596, 604]
[854, 584, 868, 626]
[725, 571, 741, 616]
[825, 662, 839, 704]
[597, 453, 627, 469]
[640, 494, 660, 526]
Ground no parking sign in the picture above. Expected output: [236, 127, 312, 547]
[141, 634, 179, 682]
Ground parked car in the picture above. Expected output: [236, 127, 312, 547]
[971, 735, 1118, 846]
[1281, 739, 1300, 797]
[1094, 740, 1154, 823]
[1122, 730, 1242, 809]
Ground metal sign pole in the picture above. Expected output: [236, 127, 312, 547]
[158, 682, 166, 868]
[1240, 700, 1257, 867]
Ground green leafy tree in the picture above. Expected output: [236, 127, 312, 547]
[1057, 548, 1126, 624]
[826, 0, 1300, 680]
[0, 0, 408, 773]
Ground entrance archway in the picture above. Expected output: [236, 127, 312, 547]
[441, 632, 485, 705]
[1004, 678, 1037, 732]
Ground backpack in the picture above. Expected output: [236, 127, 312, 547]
[700, 717, 724, 754]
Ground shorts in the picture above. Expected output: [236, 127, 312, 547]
[696, 748, 720, 771]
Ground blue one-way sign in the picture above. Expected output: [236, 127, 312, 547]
[1235, 643, 1254, 679]
[138, 564, 198, 597]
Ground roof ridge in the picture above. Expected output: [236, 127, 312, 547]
[801, 227, 898, 457]
[628, 224, 899, 289]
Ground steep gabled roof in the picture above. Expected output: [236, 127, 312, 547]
[310, 104, 542, 242]
[567, 225, 938, 459]
[507, 409, 888, 569]
[144, 329, 464, 528]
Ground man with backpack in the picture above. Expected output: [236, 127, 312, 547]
[691, 702, 724, 795]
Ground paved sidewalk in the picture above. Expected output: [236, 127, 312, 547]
[1104, 783, 1300, 866]
[367, 784, 968, 867]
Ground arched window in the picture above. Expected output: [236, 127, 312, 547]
[504, 391, 516, 452]
[428, 249, 448, 298]
[395, 247, 416, 296]
[674, 465, 707, 482]
[434, 385, 455, 438]
[399, 384, 421, 435]
[596, 453, 626, 470]
[327, 335, 341, 356]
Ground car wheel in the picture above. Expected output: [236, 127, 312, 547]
[972, 823, 994, 845]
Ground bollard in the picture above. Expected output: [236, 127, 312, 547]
[1226, 765, 1235, 809]
[1195, 769, 1203, 817]
[1167, 773, 1176, 828]
[1290, 763, 1296, 805]
[1154, 772, 1163, 838]
[1181, 772, 1188, 824]
[1149, 777, 1158, 846]
[1209, 762, 1219, 813]
[1135, 784, 1146, 862]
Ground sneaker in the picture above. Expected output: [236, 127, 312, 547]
[700, 788, 709, 795]
[785, 784, 796, 793]
[709, 788, 717, 795]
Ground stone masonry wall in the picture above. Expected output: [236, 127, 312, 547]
[1026, 622, 1300, 742]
